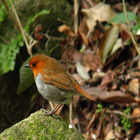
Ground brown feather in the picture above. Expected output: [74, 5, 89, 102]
[73, 82, 95, 101]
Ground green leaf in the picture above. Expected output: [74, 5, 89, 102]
[17, 57, 34, 94]
[132, 20, 140, 34]
[109, 12, 138, 23]
[0, 34, 23, 75]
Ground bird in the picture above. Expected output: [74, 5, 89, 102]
[24, 54, 95, 115]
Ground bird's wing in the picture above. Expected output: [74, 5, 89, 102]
[41, 67, 95, 101]
[41, 69, 76, 91]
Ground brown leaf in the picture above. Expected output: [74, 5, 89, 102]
[105, 130, 115, 140]
[72, 73, 86, 86]
[128, 78, 139, 96]
[99, 25, 120, 64]
[80, 0, 94, 9]
[84, 87, 136, 103]
[132, 108, 140, 123]
[98, 72, 114, 90]
[58, 24, 75, 37]
[83, 52, 101, 72]
[120, 24, 131, 48]
[73, 50, 83, 62]
[81, 2, 116, 32]
[79, 17, 89, 35]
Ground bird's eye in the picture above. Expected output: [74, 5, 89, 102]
[32, 63, 36, 67]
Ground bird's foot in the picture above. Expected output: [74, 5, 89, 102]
[40, 108, 60, 118]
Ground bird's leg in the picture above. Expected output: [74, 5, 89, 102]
[41, 99, 66, 116]
[46, 103, 63, 115]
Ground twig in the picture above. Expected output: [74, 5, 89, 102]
[9, 0, 33, 57]
[40, 32, 64, 41]
[1, 0, 19, 30]
[74, 0, 79, 35]
[106, 109, 128, 118]
[122, 0, 140, 56]
[28, 39, 38, 53]
[3, 112, 13, 125]
[69, 98, 73, 126]
[24, 101, 36, 118]
[39, 32, 64, 50]
[106, 109, 140, 120]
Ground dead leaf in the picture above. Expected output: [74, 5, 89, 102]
[138, 58, 140, 69]
[76, 62, 90, 80]
[79, 17, 89, 35]
[83, 52, 101, 72]
[120, 23, 131, 48]
[58, 24, 75, 37]
[80, 0, 94, 9]
[105, 130, 115, 140]
[72, 73, 86, 86]
[128, 78, 139, 96]
[92, 72, 105, 79]
[132, 108, 140, 123]
[110, 38, 122, 55]
[132, 108, 140, 117]
[84, 87, 136, 103]
[99, 25, 120, 64]
[98, 72, 114, 90]
[81, 2, 116, 32]
[73, 50, 83, 62]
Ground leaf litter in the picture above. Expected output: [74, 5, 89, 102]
[55, 1, 140, 139]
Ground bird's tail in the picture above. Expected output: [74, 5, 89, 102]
[74, 83, 96, 101]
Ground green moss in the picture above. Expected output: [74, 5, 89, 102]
[0, 110, 86, 140]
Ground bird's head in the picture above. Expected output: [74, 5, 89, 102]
[24, 54, 47, 79]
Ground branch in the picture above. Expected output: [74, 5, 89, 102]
[9, 0, 33, 57]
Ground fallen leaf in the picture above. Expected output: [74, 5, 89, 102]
[84, 87, 136, 103]
[132, 108, 140, 117]
[128, 78, 139, 96]
[83, 51, 101, 72]
[105, 130, 115, 140]
[92, 72, 105, 79]
[98, 72, 114, 90]
[81, 2, 116, 31]
[76, 62, 90, 80]
[99, 25, 120, 64]
[58, 24, 75, 37]
[120, 24, 131, 48]
[73, 50, 83, 62]
[72, 73, 86, 86]
[110, 38, 122, 55]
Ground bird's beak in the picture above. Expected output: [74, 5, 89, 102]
[24, 64, 30, 68]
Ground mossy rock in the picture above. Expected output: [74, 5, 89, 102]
[0, 110, 86, 140]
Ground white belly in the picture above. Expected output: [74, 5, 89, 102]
[35, 73, 77, 104]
